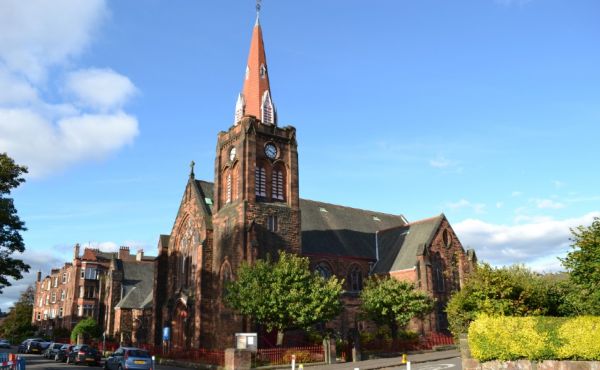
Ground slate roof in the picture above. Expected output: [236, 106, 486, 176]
[300, 199, 407, 259]
[115, 261, 155, 309]
[186, 181, 444, 272]
[373, 215, 444, 273]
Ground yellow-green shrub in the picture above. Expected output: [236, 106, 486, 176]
[468, 316, 600, 361]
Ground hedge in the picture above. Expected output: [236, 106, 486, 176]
[468, 315, 600, 361]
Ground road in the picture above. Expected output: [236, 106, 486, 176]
[1, 347, 462, 370]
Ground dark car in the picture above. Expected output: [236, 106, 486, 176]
[44, 342, 65, 359]
[104, 347, 152, 370]
[67, 344, 102, 366]
[0, 339, 10, 349]
[56, 344, 76, 362]
[17, 338, 44, 354]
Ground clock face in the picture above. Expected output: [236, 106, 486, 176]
[265, 143, 277, 159]
[229, 147, 236, 161]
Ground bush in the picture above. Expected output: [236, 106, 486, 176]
[282, 350, 312, 364]
[468, 315, 600, 361]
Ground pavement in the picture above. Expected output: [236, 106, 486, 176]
[260, 349, 461, 370]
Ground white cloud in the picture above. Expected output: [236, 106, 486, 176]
[496, 202, 503, 209]
[511, 191, 523, 197]
[0, 109, 138, 177]
[0, 1, 140, 178]
[429, 156, 452, 168]
[553, 180, 565, 189]
[535, 198, 565, 209]
[447, 199, 486, 214]
[454, 211, 600, 271]
[0, 0, 107, 82]
[65, 68, 137, 111]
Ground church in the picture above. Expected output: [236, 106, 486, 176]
[151, 13, 476, 350]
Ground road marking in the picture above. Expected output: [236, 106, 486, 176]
[416, 364, 456, 370]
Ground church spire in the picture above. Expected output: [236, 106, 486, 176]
[234, 5, 276, 126]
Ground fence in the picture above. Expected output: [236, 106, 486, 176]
[0, 353, 25, 370]
[255, 345, 324, 366]
[361, 332, 455, 355]
[137, 344, 225, 367]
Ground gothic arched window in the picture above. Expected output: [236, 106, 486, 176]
[272, 168, 285, 201]
[226, 173, 232, 204]
[255, 166, 266, 198]
[220, 261, 233, 297]
[348, 265, 363, 292]
[315, 262, 333, 279]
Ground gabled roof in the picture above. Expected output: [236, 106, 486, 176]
[373, 214, 445, 273]
[300, 199, 407, 259]
[115, 261, 155, 309]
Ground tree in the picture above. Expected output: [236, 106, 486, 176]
[445, 263, 565, 335]
[71, 318, 102, 343]
[225, 251, 344, 344]
[0, 153, 30, 293]
[0, 285, 37, 342]
[360, 276, 433, 339]
[560, 217, 600, 315]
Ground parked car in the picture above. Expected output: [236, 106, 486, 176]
[66, 344, 102, 366]
[43, 342, 65, 359]
[17, 338, 44, 354]
[55, 344, 76, 362]
[104, 347, 152, 370]
[0, 339, 10, 348]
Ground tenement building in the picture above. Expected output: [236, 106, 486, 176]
[153, 14, 476, 350]
[32, 245, 155, 343]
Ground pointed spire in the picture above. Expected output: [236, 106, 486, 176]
[235, 7, 276, 126]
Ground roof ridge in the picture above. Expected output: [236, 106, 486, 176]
[300, 198, 404, 218]
[406, 213, 444, 226]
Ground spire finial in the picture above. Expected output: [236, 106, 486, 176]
[190, 160, 195, 178]
[256, 0, 262, 24]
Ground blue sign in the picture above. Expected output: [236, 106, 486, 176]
[162, 327, 170, 341]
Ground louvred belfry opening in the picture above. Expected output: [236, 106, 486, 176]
[234, 17, 276, 125]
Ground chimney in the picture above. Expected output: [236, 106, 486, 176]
[118, 246, 130, 260]
[37, 271, 42, 282]
[74, 243, 80, 260]
[136, 249, 144, 261]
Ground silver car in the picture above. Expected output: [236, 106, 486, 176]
[104, 347, 152, 370]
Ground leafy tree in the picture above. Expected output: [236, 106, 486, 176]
[560, 217, 600, 315]
[71, 318, 102, 343]
[225, 251, 344, 344]
[0, 153, 30, 293]
[360, 276, 433, 339]
[0, 285, 37, 342]
[446, 264, 565, 335]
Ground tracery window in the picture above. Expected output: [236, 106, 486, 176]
[348, 266, 363, 292]
[272, 169, 285, 201]
[255, 167, 266, 198]
[315, 262, 333, 279]
[226, 173, 232, 203]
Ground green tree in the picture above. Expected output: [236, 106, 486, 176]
[0, 285, 37, 343]
[360, 276, 433, 339]
[71, 318, 102, 343]
[0, 153, 30, 293]
[446, 263, 564, 335]
[560, 217, 600, 315]
[225, 251, 344, 344]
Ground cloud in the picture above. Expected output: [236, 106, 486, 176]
[511, 191, 523, 197]
[446, 199, 486, 214]
[454, 211, 600, 272]
[0, 0, 139, 178]
[535, 198, 565, 209]
[0, 0, 107, 82]
[65, 68, 137, 111]
[429, 156, 452, 168]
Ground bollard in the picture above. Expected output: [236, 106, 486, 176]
[407, 361, 411, 370]
[402, 353, 407, 364]
[291, 354, 296, 370]
[299, 365, 303, 370]
[151, 355, 155, 370]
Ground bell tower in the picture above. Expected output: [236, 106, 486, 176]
[208, 12, 301, 346]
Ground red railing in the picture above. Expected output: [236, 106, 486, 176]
[256, 345, 324, 366]
[136, 344, 224, 367]
[361, 333, 455, 354]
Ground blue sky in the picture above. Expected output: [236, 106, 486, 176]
[1, 0, 599, 310]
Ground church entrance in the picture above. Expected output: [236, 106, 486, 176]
[172, 301, 189, 349]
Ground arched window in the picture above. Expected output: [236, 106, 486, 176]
[226, 173, 232, 204]
[272, 168, 285, 201]
[315, 262, 333, 279]
[220, 261, 233, 297]
[348, 266, 363, 292]
[255, 166, 266, 198]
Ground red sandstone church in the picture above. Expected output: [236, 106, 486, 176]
[151, 14, 477, 350]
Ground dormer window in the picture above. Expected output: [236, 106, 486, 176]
[260, 64, 267, 78]
[261, 90, 275, 125]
